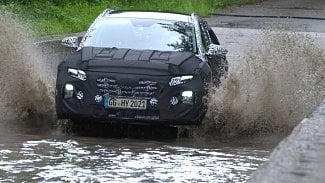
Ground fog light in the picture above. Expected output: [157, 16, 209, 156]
[76, 91, 84, 100]
[181, 91, 194, 105]
[63, 84, 74, 99]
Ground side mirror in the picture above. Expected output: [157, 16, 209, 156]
[61, 36, 79, 48]
[207, 44, 228, 56]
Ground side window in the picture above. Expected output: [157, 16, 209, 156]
[199, 22, 210, 53]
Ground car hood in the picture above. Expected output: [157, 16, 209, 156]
[66, 47, 203, 75]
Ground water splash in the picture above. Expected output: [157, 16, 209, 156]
[1, 14, 324, 138]
[0, 15, 55, 122]
[200, 31, 324, 137]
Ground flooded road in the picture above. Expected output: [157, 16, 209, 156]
[1, 2, 324, 181]
[0, 120, 274, 182]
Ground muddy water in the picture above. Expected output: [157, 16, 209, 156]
[0, 14, 324, 182]
[0, 15, 55, 122]
[204, 28, 325, 136]
[0, 120, 276, 182]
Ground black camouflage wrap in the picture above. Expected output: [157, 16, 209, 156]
[56, 47, 212, 125]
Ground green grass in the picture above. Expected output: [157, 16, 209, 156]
[1, 0, 258, 36]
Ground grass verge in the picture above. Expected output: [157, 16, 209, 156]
[1, 0, 258, 36]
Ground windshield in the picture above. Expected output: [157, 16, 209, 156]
[81, 17, 197, 53]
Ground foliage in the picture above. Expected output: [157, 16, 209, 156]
[0, 0, 257, 36]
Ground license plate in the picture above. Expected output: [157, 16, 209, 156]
[104, 98, 147, 110]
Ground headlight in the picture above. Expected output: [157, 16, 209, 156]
[68, 68, 87, 81]
[169, 75, 193, 86]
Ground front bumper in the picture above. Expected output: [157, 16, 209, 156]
[56, 70, 207, 125]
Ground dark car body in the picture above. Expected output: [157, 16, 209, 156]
[56, 9, 228, 125]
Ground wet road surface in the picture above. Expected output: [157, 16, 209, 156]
[1, 0, 324, 182]
[206, 0, 325, 32]
[0, 120, 276, 182]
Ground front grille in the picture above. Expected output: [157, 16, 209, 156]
[96, 77, 159, 98]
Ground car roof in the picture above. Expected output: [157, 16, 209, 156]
[104, 11, 192, 22]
